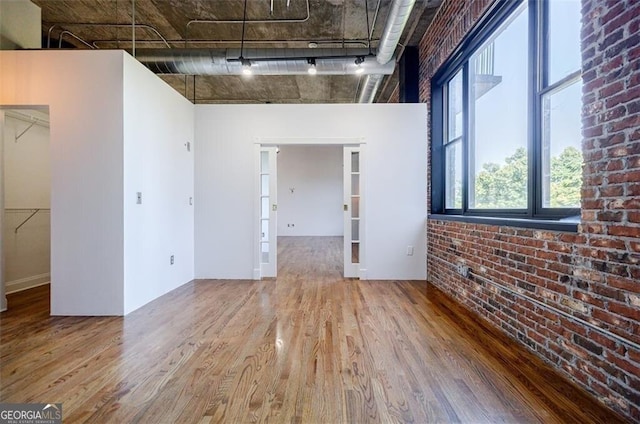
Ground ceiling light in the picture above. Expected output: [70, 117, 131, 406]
[241, 58, 252, 75]
[307, 58, 317, 75]
[355, 56, 365, 74]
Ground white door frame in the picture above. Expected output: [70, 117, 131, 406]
[254, 145, 278, 279]
[253, 137, 366, 280]
[343, 145, 364, 278]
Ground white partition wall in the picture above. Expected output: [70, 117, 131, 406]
[122, 54, 195, 314]
[195, 104, 428, 281]
[0, 50, 126, 315]
[0, 50, 195, 315]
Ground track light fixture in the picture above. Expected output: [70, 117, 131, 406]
[239, 0, 252, 76]
[307, 58, 317, 75]
[241, 58, 252, 75]
[355, 56, 365, 74]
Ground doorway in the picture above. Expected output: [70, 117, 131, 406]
[255, 142, 364, 280]
[0, 107, 51, 311]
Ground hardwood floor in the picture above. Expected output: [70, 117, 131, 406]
[0, 236, 624, 423]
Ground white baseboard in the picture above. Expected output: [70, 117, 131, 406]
[5, 273, 50, 294]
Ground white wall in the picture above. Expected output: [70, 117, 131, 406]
[123, 54, 194, 314]
[3, 211, 50, 291]
[277, 145, 343, 236]
[194, 104, 427, 280]
[4, 112, 50, 208]
[0, 51, 196, 315]
[1, 50, 125, 315]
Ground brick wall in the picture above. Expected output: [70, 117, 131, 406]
[420, 0, 640, 421]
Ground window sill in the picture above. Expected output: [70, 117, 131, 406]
[428, 214, 579, 232]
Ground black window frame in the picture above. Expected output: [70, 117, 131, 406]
[430, 0, 582, 224]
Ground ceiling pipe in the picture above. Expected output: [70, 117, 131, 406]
[358, 74, 384, 103]
[357, 0, 416, 103]
[132, 0, 412, 87]
[136, 48, 395, 76]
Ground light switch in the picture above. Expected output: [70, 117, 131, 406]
[136, 192, 142, 204]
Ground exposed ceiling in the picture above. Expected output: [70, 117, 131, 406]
[33, 0, 442, 104]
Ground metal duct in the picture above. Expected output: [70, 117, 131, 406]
[358, 0, 417, 102]
[133, 0, 416, 101]
[357, 74, 384, 103]
[136, 48, 395, 76]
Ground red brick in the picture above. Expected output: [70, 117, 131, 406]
[628, 67, 640, 90]
[598, 82, 624, 100]
[598, 185, 624, 197]
[583, 223, 604, 234]
[609, 302, 640, 321]
[600, 1, 625, 25]
[607, 115, 640, 132]
[592, 307, 632, 328]
[605, 159, 625, 171]
[609, 226, 640, 237]
[608, 170, 640, 183]
[559, 233, 586, 244]
[583, 125, 603, 137]
[589, 237, 626, 249]
[597, 211, 623, 222]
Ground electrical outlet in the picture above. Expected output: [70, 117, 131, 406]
[170, 255, 174, 265]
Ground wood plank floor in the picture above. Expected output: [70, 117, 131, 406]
[0, 236, 622, 423]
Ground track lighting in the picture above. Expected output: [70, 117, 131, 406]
[355, 56, 365, 74]
[240, 0, 251, 76]
[241, 58, 252, 75]
[307, 58, 317, 75]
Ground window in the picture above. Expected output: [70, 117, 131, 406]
[431, 0, 583, 221]
[445, 70, 463, 209]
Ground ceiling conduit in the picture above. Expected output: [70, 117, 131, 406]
[136, 48, 395, 76]
[132, 0, 414, 98]
[357, 0, 416, 103]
